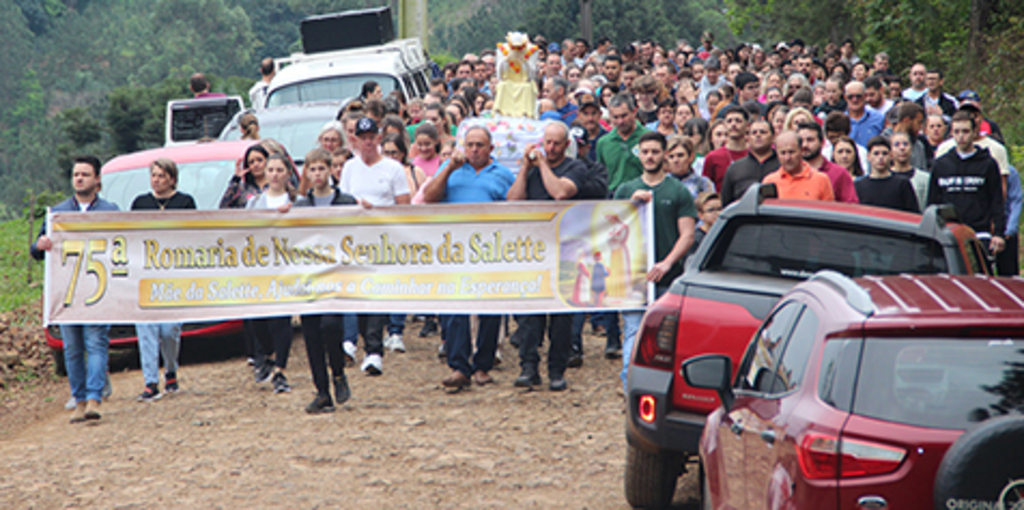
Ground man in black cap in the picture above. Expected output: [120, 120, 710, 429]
[575, 102, 607, 162]
[338, 116, 411, 376]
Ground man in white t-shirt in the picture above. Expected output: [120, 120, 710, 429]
[340, 117, 411, 206]
[338, 117, 411, 376]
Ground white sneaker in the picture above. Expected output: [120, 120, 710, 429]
[65, 396, 77, 410]
[361, 354, 383, 376]
[343, 341, 357, 367]
[385, 333, 406, 353]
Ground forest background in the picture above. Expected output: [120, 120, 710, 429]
[0, 0, 1021, 219]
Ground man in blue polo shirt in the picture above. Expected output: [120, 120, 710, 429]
[422, 126, 515, 389]
[845, 80, 884, 147]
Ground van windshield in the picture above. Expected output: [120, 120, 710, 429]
[266, 75, 399, 108]
[101, 160, 236, 210]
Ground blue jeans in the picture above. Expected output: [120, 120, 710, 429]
[442, 315, 500, 376]
[388, 314, 406, 335]
[621, 286, 670, 389]
[343, 313, 359, 343]
[136, 322, 182, 385]
[62, 325, 110, 403]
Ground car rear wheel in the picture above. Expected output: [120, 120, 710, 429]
[51, 349, 66, 377]
[933, 415, 1024, 510]
[625, 443, 681, 509]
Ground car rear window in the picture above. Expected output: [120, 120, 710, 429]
[706, 220, 947, 278]
[102, 159, 236, 210]
[267, 74, 399, 108]
[852, 338, 1024, 430]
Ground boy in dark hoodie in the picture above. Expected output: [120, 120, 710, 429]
[928, 111, 1006, 257]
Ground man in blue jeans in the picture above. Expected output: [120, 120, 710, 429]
[422, 126, 514, 388]
[614, 133, 696, 389]
[31, 155, 119, 423]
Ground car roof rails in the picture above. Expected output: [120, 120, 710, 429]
[728, 183, 777, 216]
[918, 204, 960, 237]
[809, 270, 875, 316]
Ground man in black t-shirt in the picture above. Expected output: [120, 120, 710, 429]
[507, 123, 600, 392]
[855, 137, 919, 213]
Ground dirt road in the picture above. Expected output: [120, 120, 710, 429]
[0, 322, 699, 508]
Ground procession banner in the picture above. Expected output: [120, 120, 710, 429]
[44, 201, 653, 324]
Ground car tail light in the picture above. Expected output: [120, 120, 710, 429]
[638, 395, 656, 423]
[796, 433, 906, 480]
[634, 309, 678, 370]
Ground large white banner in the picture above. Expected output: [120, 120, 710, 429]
[44, 201, 653, 324]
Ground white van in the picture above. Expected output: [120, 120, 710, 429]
[264, 38, 431, 109]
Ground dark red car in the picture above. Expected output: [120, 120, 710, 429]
[684, 272, 1024, 509]
[625, 185, 988, 508]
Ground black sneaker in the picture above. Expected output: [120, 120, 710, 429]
[272, 372, 291, 393]
[164, 372, 179, 393]
[333, 374, 351, 405]
[305, 394, 335, 414]
[514, 366, 542, 387]
[419, 318, 438, 337]
[254, 360, 274, 384]
[567, 353, 584, 368]
[137, 383, 162, 402]
[604, 345, 623, 360]
[549, 376, 568, 392]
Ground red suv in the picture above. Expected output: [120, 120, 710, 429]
[624, 185, 989, 508]
[684, 272, 1024, 509]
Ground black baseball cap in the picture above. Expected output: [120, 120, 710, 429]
[354, 117, 378, 136]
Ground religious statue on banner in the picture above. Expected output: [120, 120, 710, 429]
[494, 32, 540, 118]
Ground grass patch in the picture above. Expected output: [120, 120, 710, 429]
[0, 218, 44, 314]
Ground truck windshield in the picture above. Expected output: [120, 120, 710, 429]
[266, 75, 399, 108]
[707, 219, 948, 278]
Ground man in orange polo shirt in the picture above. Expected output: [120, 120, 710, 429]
[762, 131, 835, 201]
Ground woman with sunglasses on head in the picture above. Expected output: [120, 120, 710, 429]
[132, 159, 196, 402]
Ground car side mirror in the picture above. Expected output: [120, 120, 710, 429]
[682, 354, 735, 409]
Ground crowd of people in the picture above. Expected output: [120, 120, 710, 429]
[33, 30, 1021, 422]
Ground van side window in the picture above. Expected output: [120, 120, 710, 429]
[413, 71, 428, 95]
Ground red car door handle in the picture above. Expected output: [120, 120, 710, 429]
[760, 429, 776, 444]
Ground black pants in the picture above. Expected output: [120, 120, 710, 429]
[248, 317, 293, 369]
[517, 314, 572, 377]
[996, 234, 1020, 276]
[302, 314, 345, 396]
[443, 315, 501, 377]
[357, 314, 387, 356]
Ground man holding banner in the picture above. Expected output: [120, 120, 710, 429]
[614, 132, 697, 389]
[508, 122, 605, 391]
[31, 156, 119, 423]
[423, 126, 515, 389]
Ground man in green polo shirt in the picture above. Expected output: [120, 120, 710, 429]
[598, 93, 651, 195]
[614, 131, 697, 390]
